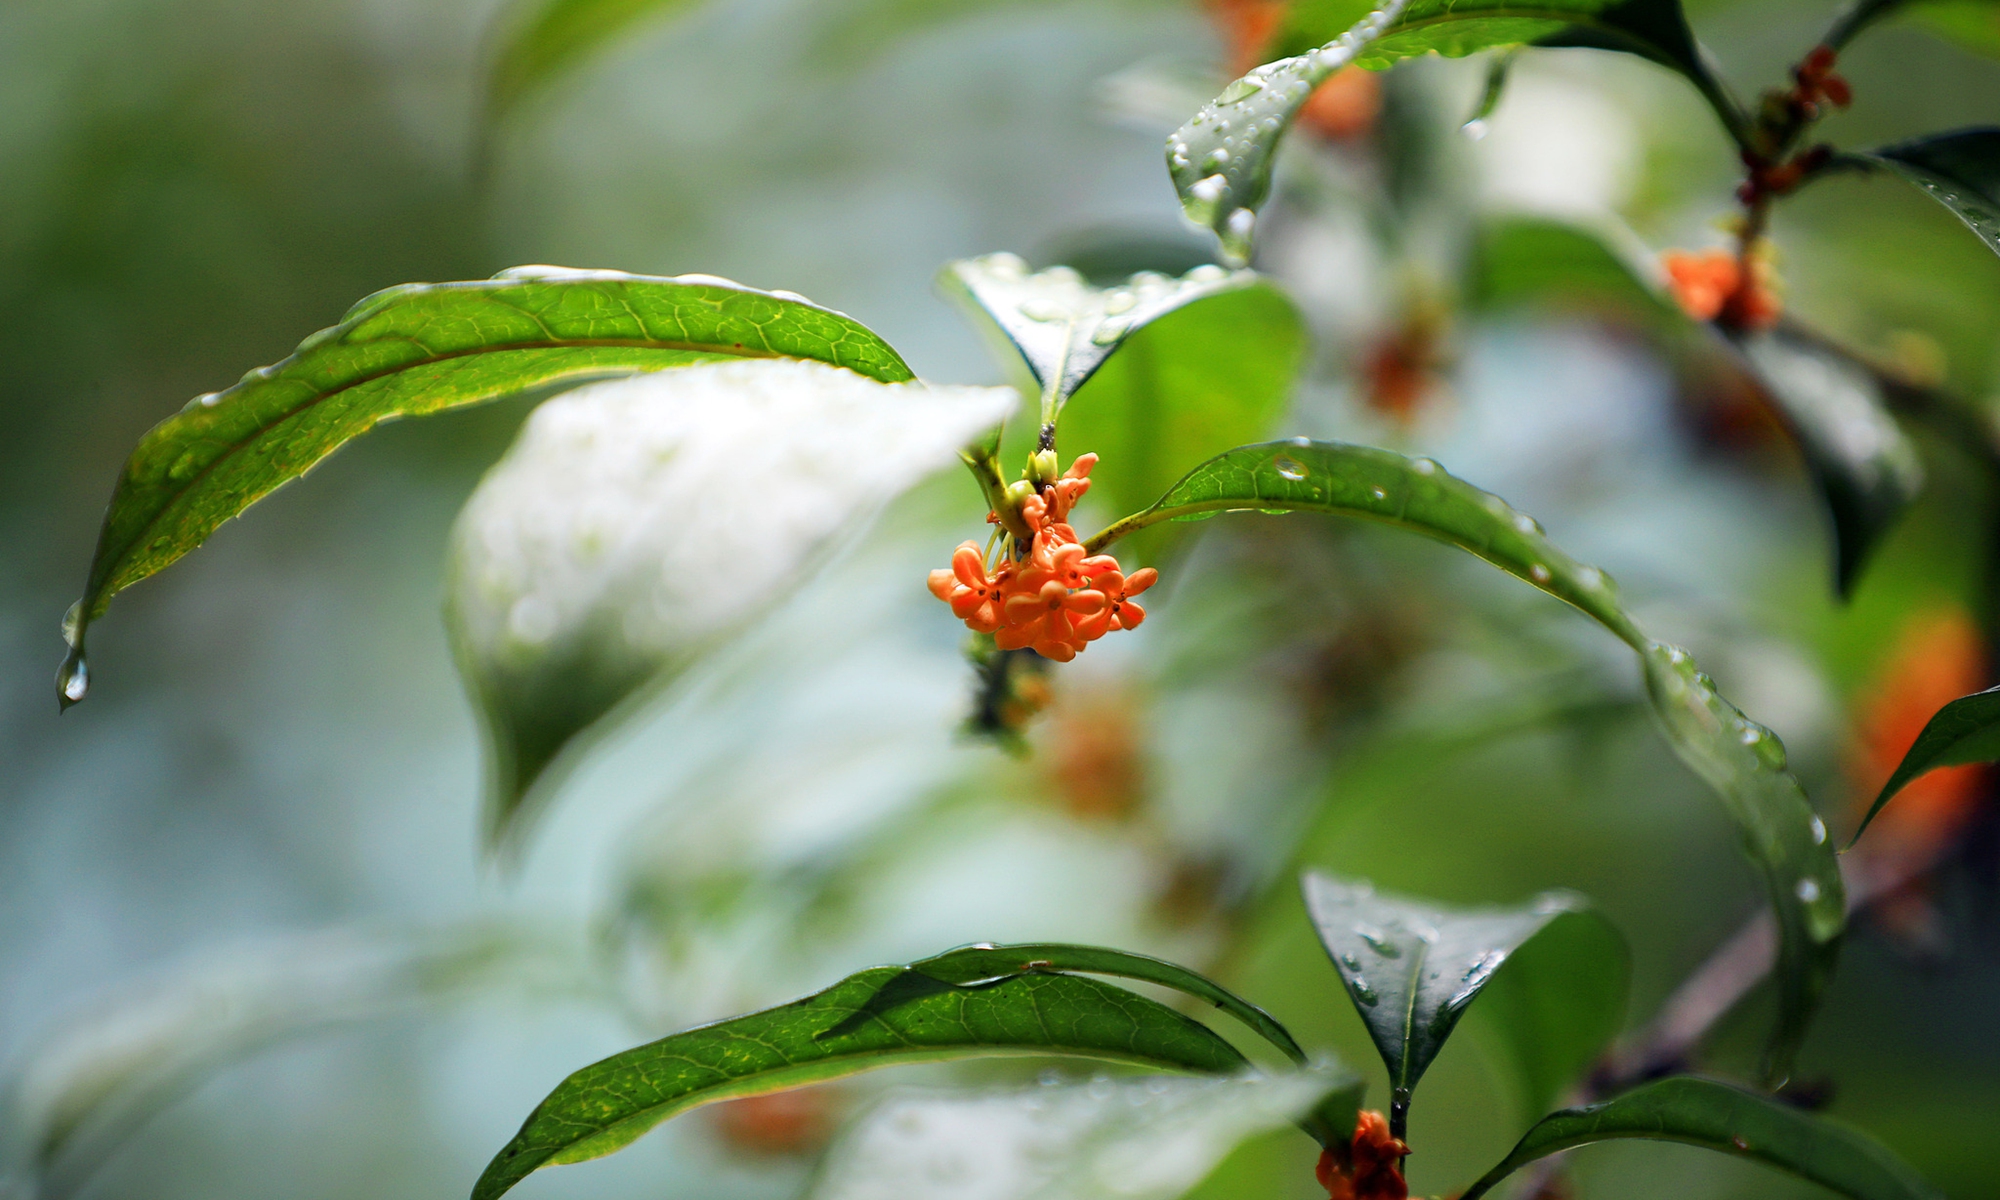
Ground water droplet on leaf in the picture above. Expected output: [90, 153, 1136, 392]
[1273, 455, 1308, 480]
[57, 648, 89, 707]
[1462, 118, 1489, 140]
[1810, 816, 1828, 845]
[1796, 878, 1821, 903]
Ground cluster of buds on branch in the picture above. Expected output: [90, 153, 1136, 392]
[928, 452, 1157, 662]
[1662, 245, 1783, 331]
[1315, 1109, 1409, 1200]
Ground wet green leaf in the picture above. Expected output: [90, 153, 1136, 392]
[1173, 0, 1730, 262]
[1468, 217, 1669, 318]
[1853, 683, 2000, 845]
[1460, 1076, 1946, 1200]
[1639, 644, 1843, 1081]
[939, 254, 1261, 411]
[471, 964, 1251, 1200]
[485, 0, 705, 121]
[1300, 874, 1623, 1125]
[909, 943, 1308, 1067]
[1861, 128, 2000, 257]
[1088, 440, 1842, 1079]
[62, 267, 911, 709]
[446, 361, 1012, 846]
[1733, 330, 1925, 596]
[809, 1065, 1360, 1200]
[1057, 284, 1304, 561]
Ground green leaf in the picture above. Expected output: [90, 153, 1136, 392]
[1639, 643, 1843, 1081]
[1471, 217, 1923, 599]
[909, 943, 1309, 1067]
[938, 254, 1261, 411]
[1173, 0, 1734, 262]
[485, 0, 705, 122]
[1828, 0, 2000, 56]
[1086, 440, 1842, 1079]
[1056, 284, 1305, 561]
[1732, 329, 1926, 597]
[446, 361, 1014, 845]
[60, 266, 911, 709]
[471, 964, 1252, 1200]
[808, 1065, 1360, 1200]
[1853, 683, 2000, 845]
[1460, 1076, 1946, 1200]
[1860, 128, 2000, 258]
[1300, 874, 1622, 1126]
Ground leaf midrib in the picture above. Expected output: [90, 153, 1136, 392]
[1393, 935, 1430, 1091]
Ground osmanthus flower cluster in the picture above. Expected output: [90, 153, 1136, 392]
[1315, 1109, 1409, 1200]
[927, 452, 1157, 662]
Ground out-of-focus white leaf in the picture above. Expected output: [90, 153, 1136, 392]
[808, 1065, 1348, 1200]
[444, 359, 1017, 842]
[0, 924, 584, 1200]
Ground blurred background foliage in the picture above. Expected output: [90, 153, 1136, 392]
[3, 0, 1999, 1198]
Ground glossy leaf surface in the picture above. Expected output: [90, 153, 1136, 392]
[1275, 0, 1710, 75]
[1640, 644, 1843, 1079]
[1057, 283, 1303, 559]
[62, 267, 911, 706]
[1469, 217, 1668, 318]
[809, 1066, 1359, 1200]
[1461, 1076, 1945, 1200]
[1301, 874, 1620, 1118]
[908, 943, 1307, 1065]
[1854, 683, 2000, 844]
[1828, 0, 2000, 57]
[1734, 330, 1925, 596]
[471, 965, 1249, 1200]
[1863, 128, 2000, 256]
[1167, 1, 1409, 264]
[447, 361, 1013, 842]
[485, 0, 703, 120]
[1090, 440, 1842, 1076]
[939, 254, 1259, 408]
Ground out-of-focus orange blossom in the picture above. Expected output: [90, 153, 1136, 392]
[709, 1087, 840, 1157]
[1207, 0, 1380, 141]
[1316, 1109, 1409, 1200]
[1661, 247, 1782, 331]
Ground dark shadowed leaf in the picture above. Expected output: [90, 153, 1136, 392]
[908, 943, 1307, 1066]
[471, 964, 1252, 1200]
[1827, 0, 2000, 57]
[485, 0, 705, 122]
[61, 267, 911, 708]
[1057, 284, 1304, 561]
[1861, 128, 2000, 256]
[1088, 440, 1842, 1079]
[1732, 330, 1925, 596]
[1471, 216, 1923, 600]
[1460, 1076, 1945, 1200]
[446, 362, 1012, 846]
[1300, 874, 1623, 1123]
[939, 255, 1261, 409]
[808, 1065, 1359, 1200]
[1853, 683, 2000, 845]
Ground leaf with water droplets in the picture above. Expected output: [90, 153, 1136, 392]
[1273, 0, 1714, 80]
[470, 958, 1253, 1200]
[1861, 128, 2000, 257]
[1088, 439, 1843, 1079]
[1166, 1, 1411, 265]
[63, 267, 912, 709]
[808, 1064, 1361, 1200]
[1852, 683, 2000, 846]
[447, 360, 1013, 846]
[483, 0, 704, 123]
[1640, 643, 1844, 1080]
[1732, 329, 1925, 597]
[1300, 873, 1622, 1127]
[1460, 1076, 1945, 1200]
[939, 254, 1261, 410]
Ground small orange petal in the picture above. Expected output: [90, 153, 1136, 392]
[951, 590, 989, 619]
[1064, 452, 1098, 479]
[1005, 593, 1044, 623]
[928, 569, 957, 601]
[1064, 589, 1107, 614]
[952, 544, 988, 589]
[1117, 600, 1147, 628]
[1122, 567, 1158, 598]
[1035, 639, 1077, 662]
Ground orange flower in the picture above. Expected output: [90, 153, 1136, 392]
[1316, 1109, 1408, 1200]
[930, 452, 1156, 661]
[1662, 247, 1781, 331]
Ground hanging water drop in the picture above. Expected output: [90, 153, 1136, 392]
[1462, 118, 1490, 140]
[1189, 174, 1228, 204]
[57, 647, 89, 708]
[1810, 815, 1828, 845]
